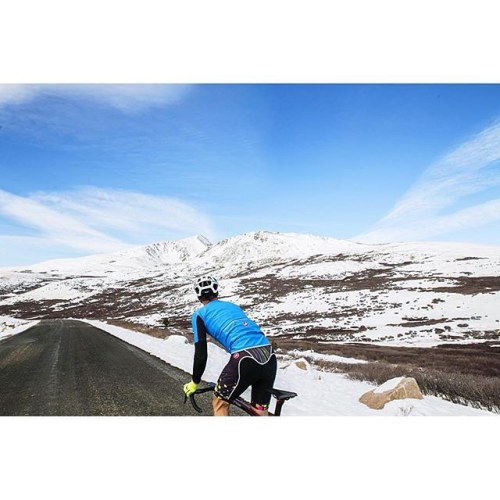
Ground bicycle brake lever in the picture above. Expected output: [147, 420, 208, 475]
[194, 383, 217, 395]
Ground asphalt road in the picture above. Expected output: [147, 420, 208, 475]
[0, 319, 218, 416]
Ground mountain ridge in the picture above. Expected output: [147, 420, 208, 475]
[3, 230, 500, 273]
[1, 230, 499, 348]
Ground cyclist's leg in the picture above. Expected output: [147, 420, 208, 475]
[213, 352, 253, 416]
[250, 353, 277, 415]
[213, 356, 238, 416]
[212, 395, 230, 416]
[226, 357, 258, 401]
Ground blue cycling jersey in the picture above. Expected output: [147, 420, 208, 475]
[192, 299, 270, 353]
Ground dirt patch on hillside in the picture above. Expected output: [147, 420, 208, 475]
[429, 276, 500, 294]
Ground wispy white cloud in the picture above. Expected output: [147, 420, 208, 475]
[0, 84, 192, 113]
[0, 85, 41, 107]
[0, 189, 129, 254]
[357, 121, 500, 243]
[0, 187, 215, 265]
[33, 187, 215, 240]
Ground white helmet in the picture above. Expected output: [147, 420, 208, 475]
[193, 275, 219, 299]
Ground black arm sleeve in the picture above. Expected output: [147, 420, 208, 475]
[192, 316, 208, 384]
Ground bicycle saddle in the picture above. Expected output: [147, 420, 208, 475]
[268, 388, 298, 401]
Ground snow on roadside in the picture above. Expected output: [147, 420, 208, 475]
[83, 319, 495, 417]
[284, 348, 368, 364]
[0, 315, 39, 341]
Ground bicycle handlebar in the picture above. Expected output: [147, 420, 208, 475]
[184, 383, 217, 413]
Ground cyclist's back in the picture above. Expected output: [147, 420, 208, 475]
[193, 299, 270, 353]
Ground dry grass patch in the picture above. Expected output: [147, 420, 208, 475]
[314, 358, 500, 413]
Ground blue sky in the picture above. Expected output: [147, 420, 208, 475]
[1, 83, 500, 266]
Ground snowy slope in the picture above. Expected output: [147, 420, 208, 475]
[0, 315, 39, 341]
[197, 231, 364, 267]
[23, 235, 211, 275]
[1, 231, 499, 347]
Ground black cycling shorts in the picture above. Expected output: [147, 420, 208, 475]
[214, 345, 277, 409]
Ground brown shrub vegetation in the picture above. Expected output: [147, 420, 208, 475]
[313, 357, 500, 413]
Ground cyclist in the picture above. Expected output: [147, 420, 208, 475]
[183, 275, 277, 416]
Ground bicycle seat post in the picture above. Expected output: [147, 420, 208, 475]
[269, 388, 298, 416]
[274, 399, 285, 416]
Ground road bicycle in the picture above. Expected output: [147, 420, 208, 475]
[184, 382, 297, 416]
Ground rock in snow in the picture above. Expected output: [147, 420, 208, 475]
[359, 377, 424, 409]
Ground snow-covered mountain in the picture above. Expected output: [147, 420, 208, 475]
[1, 231, 499, 348]
[24, 235, 211, 274]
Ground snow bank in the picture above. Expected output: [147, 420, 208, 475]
[0, 315, 39, 340]
[285, 348, 368, 365]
